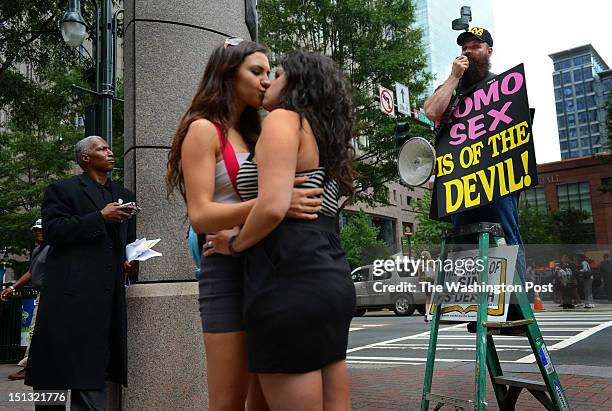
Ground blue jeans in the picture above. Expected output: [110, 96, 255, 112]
[451, 194, 526, 284]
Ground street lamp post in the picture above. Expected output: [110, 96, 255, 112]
[61, 0, 116, 153]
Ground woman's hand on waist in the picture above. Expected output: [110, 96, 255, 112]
[287, 176, 322, 220]
[204, 226, 240, 257]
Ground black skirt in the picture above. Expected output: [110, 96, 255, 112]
[243, 215, 356, 373]
[198, 253, 245, 333]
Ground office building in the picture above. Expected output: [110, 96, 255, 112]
[550, 44, 610, 159]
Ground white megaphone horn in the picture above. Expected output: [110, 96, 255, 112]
[397, 137, 436, 187]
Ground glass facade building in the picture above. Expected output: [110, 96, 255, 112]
[549, 45, 610, 160]
[415, 0, 495, 94]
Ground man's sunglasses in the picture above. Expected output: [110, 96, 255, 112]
[224, 37, 244, 48]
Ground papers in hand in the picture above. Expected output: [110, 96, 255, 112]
[126, 238, 162, 262]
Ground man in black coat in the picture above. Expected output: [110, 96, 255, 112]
[25, 136, 139, 410]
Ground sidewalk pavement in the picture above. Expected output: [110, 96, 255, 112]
[3, 362, 611, 410]
[0, 365, 31, 411]
[1, 299, 611, 410]
[538, 299, 612, 312]
[349, 362, 612, 410]
[0, 363, 612, 411]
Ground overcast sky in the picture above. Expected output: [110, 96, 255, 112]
[490, 0, 612, 164]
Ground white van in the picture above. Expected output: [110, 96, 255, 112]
[352, 264, 427, 316]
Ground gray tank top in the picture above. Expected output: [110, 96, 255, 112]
[213, 152, 250, 204]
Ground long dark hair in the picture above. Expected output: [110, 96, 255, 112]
[166, 41, 268, 201]
[278, 51, 356, 196]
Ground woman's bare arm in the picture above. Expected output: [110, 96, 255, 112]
[182, 119, 256, 233]
[229, 110, 302, 252]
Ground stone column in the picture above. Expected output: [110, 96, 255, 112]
[122, 1, 254, 408]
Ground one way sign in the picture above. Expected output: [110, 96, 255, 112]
[395, 82, 410, 115]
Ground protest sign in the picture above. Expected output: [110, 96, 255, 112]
[427, 245, 518, 322]
[433, 64, 537, 219]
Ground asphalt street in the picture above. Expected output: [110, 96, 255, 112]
[347, 308, 612, 368]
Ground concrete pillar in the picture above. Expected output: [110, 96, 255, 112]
[122, 1, 254, 408]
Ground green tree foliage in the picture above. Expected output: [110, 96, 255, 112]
[410, 191, 451, 245]
[518, 205, 557, 244]
[0, 1, 97, 271]
[340, 211, 388, 269]
[551, 207, 595, 245]
[411, 194, 595, 247]
[258, 0, 432, 209]
[518, 204, 594, 245]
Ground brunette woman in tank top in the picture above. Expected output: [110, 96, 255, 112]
[166, 40, 323, 411]
[206, 51, 357, 411]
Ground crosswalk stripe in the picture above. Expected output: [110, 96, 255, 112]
[439, 327, 588, 332]
[526, 321, 603, 325]
[516, 319, 612, 363]
[347, 360, 423, 365]
[347, 356, 520, 364]
[371, 346, 533, 352]
[346, 323, 464, 354]
[348, 312, 612, 364]
[409, 335, 567, 340]
[380, 344, 532, 349]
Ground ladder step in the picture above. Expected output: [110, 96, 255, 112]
[425, 392, 480, 408]
[464, 319, 533, 335]
[484, 319, 533, 336]
[483, 319, 534, 328]
[487, 328, 528, 336]
[494, 376, 547, 392]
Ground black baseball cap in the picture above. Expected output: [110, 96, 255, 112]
[457, 27, 493, 47]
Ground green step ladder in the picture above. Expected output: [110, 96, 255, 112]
[420, 222, 571, 411]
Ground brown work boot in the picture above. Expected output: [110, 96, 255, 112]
[8, 368, 25, 380]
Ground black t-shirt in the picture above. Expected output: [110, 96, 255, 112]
[456, 71, 497, 96]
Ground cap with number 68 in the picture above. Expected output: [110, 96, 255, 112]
[457, 27, 493, 47]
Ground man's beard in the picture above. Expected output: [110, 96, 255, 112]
[462, 55, 491, 87]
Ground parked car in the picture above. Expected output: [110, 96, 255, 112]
[351, 264, 427, 316]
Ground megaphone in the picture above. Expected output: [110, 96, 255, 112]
[397, 137, 436, 187]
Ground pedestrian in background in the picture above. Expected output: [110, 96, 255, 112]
[570, 255, 582, 306]
[526, 258, 536, 303]
[0, 219, 46, 381]
[578, 254, 594, 308]
[557, 255, 575, 309]
[418, 250, 436, 322]
[25, 136, 138, 411]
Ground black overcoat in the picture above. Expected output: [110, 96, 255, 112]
[25, 173, 136, 389]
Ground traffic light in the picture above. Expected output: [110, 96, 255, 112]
[395, 121, 410, 152]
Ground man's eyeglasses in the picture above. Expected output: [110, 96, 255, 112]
[224, 37, 244, 48]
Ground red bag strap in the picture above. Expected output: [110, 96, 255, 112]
[214, 124, 239, 194]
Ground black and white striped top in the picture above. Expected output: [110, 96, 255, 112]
[236, 159, 339, 218]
